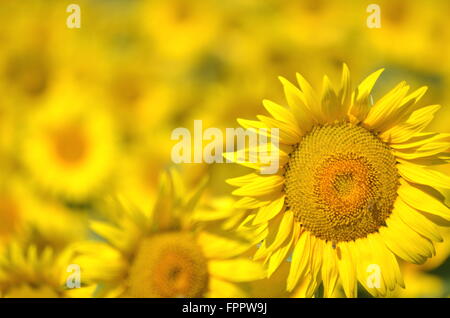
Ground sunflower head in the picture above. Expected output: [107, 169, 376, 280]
[226, 64, 450, 297]
[20, 90, 119, 201]
[127, 232, 209, 298]
[284, 122, 400, 242]
[74, 169, 265, 298]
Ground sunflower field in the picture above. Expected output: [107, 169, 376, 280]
[0, 0, 449, 298]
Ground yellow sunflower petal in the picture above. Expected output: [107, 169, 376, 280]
[367, 234, 401, 292]
[398, 182, 450, 221]
[321, 241, 339, 298]
[354, 237, 387, 297]
[262, 99, 298, 127]
[226, 173, 260, 187]
[287, 231, 311, 292]
[381, 105, 441, 143]
[234, 197, 270, 209]
[374, 86, 429, 133]
[391, 213, 435, 259]
[336, 242, 357, 298]
[208, 259, 266, 282]
[380, 215, 431, 264]
[397, 162, 450, 192]
[252, 195, 285, 225]
[89, 221, 135, 254]
[207, 278, 247, 298]
[231, 175, 284, 197]
[296, 73, 324, 122]
[364, 82, 410, 132]
[236, 118, 269, 130]
[394, 141, 450, 160]
[73, 243, 128, 283]
[402, 86, 428, 105]
[390, 133, 450, 149]
[306, 236, 324, 296]
[197, 231, 252, 260]
[257, 211, 293, 259]
[268, 211, 294, 252]
[396, 198, 443, 242]
[279, 76, 316, 133]
[321, 75, 344, 120]
[338, 63, 352, 109]
[256, 115, 301, 144]
[349, 68, 384, 122]
[267, 225, 297, 277]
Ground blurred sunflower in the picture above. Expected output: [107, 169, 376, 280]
[225, 64, 450, 297]
[73, 170, 265, 297]
[0, 242, 92, 298]
[0, 1, 68, 106]
[20, 87, 119, 202]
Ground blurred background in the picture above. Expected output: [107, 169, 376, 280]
[0, 0, 449, 297]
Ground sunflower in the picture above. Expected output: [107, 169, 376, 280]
[0, 242, 92, 298]
[225, 64, 450, 297]
[73, 170, 265, 298]
[20, 86, 119, 202]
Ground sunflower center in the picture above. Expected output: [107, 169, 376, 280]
[284, 123, 399, 242]
[50, 124, 88, 165]
[126, 232, 208, 298]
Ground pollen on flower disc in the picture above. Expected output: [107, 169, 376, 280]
[127, 232, 208, 298]
[284, 123, 399, 242]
